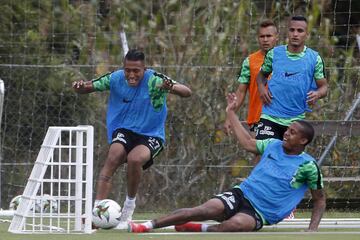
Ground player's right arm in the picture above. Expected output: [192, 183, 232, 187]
[224, 58, 249, 135]
[256, 49, 273, 105]
[226, 93, 258, 154]
[72, 80, 95, 94]
[72, 72, 111, 94]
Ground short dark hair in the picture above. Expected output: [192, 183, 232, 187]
[125, 49, 145, 62]
[291, 15, 307, 23]
[259, 19, 277, 31]
[296, 120, 315, 145]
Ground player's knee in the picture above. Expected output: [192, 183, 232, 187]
[104, 154, 122, 168]
[127, 155, 148, 166]
[178, 206, 210, 220]
[174, 208, 199, 220]
[228, 217, 255, 232]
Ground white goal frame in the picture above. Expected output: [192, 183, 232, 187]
[8, 126, 94, 234]
[0, 79, 4, 209]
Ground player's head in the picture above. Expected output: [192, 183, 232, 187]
[257, 19, 278, 53]
[124, 49, 146, 87]
[288, 15, 308, 49]
[296, 120, 315, 145]
[282, 120, 315, 153]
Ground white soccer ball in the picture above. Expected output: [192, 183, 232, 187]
[92, 199, 122, 229]
[38, 194, 58, 213]
[9, 195, 41, 212]
[9, 195, 22, 210]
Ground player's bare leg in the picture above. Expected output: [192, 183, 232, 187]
[96, 143, 127, 200]
[126, 145, 151, 198]
[206, 213, 256, 232]
[155, 198, 225, 227]
[117, 145, 151, 228]
[129, 198, 225, 232]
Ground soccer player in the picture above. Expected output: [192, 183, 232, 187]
[256, 15, 328, 140]
[224, 19, 278, 165]
[224, 19, 278, 140]
[72, 49, 192, 228]
[128, 93, 326, 233]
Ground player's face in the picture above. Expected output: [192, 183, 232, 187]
[288, 20, 308, 48]
[124, 60, 146, 87]
[282, 122, 307, 152]
[257, 26, 278, 53]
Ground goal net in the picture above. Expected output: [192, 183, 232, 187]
[0, 0, 359, 229]
[8, 126, 94, 234]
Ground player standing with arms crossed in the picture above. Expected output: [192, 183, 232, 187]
[73, 49, 192, 228]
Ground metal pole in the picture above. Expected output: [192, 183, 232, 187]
[0, 79, 4, 209]
[119, 26, 129, 57]
[318, 93, 360, 166]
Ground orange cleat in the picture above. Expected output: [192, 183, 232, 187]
[175, 222, 202, 232]
[285, 210, 296, 220]
[128, 222, 150, 233]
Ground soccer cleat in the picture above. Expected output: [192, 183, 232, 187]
[119, 202, 135, 222]
[175, 222, 202, 232]
[115, 202, 136, 229]
[115, 221, 128, 230]
[128, 222, 150, 233]
[285, 210, 296, 220]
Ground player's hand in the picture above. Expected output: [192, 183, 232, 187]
[258, 85, 272, 105]
[306, 90, 320, 105]
[72, 80, 86, 90]
[159, 78, 174, 92]
[226, 93, 238, 113]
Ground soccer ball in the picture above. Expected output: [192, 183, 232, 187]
[92, 199, 122, 229]
[38, 194, 58, 213]
[9, 195, 22, 210]
[9, 195, 40, 212]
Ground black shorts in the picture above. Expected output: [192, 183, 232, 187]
[214, 188, 263, 231]
[249, 122, 260, 133]
[111, 128, 164, 170]
[255, 118, 288, 140]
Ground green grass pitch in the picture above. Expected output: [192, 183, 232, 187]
[1, 211, 360, 240]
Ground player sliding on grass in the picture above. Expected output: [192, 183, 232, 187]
[129, 93, 326, 233]
[73, 49, 192, 228]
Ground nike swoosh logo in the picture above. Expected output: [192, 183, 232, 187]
[285, 72, 299, 77]
[268, 154, 276, 160]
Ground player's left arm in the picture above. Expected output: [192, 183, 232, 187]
[307, 55, 328, 104]
[169, 81, 192, 97]
[308, 188, 326, 231]
[305, 161, 326, 231]
[156, 73, 192, 97]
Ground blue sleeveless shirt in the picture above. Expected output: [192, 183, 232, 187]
[262, 46, 318, 117]
[106, 69, 167, 143]
[239, 139, 316, 224]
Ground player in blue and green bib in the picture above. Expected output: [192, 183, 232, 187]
[128, 93, 326, 233]
[256, 15, 328, 140]
[72, 49, 192, 228]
